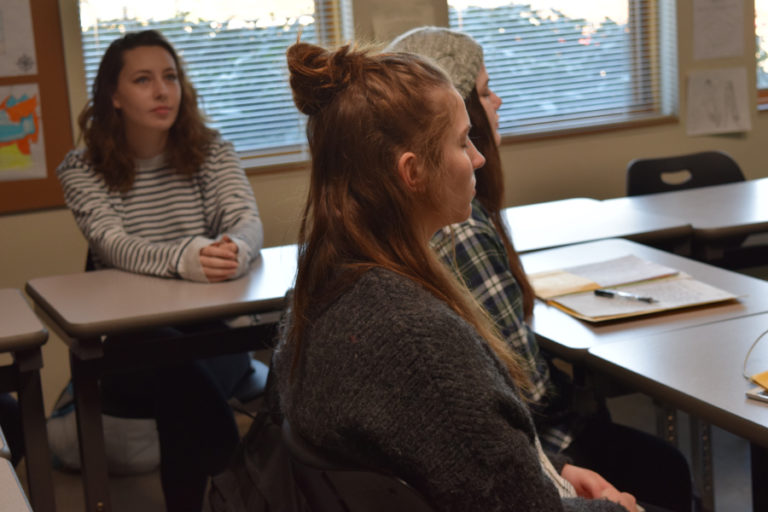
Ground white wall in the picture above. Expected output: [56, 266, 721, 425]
[2, 0, 765, 410]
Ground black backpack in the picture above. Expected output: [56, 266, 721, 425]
[207, 369, 308, 512]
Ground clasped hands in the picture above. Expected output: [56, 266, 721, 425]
[561, 464, 639, 512]
[199, 235, 240, 282]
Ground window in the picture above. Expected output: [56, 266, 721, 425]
[757, 0, 768, 103]
[448, 0, 678, 137]
[78, 0, 352, 167]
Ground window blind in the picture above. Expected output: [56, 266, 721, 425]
[79, 0, 352, 166]
[448, 0, 678, 136]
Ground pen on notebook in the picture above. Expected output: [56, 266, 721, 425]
[593, 289, 657, 303]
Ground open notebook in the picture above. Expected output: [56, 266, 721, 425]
[528, 254, 737, 322]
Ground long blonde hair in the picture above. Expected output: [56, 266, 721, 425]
[286, 42, 532, 394]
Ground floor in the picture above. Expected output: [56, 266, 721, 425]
[15, 409, 255, 512]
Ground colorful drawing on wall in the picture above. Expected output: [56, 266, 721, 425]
[0, 0, 37, 76]
[0, 84, 46, 181]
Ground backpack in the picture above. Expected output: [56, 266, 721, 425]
[47, 381, 160, 475]
[206, 369, 307, 512]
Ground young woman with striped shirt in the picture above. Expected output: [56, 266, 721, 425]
[57, 30, 262, 511]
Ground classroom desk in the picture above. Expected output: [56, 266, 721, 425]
[0, 289, 54, 512]
[588, 314, 768, 511]
[520, 238, 768, 362]
[25, 244, 298, 512]
[602, 177, 768, 259]
[504, 197, 692, 253]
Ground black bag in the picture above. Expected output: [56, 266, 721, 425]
[207, 372, 307, 512]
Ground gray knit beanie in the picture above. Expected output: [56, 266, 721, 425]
[387, 26, 483, 99]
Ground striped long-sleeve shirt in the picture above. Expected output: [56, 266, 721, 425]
[57, 139, 263, 282]
[431, 199, 574, 453]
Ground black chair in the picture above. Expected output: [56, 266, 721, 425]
[281, 421, 437, 512]
[626, 150, 744, 196]
[626, 151, 768, 269]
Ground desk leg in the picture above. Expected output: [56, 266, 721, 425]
[654, 401, 678, 444]
[70, 350, 112, 512]
[16, 348, 56, 512]
[751, 443, 768, 512]
[690, 418, 714, 512]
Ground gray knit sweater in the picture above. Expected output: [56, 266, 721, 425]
[274, 268, 626, 512]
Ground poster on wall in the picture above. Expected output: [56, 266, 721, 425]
[693, 0, 743, 61]
[0, 83, 46, 181]
[686, 67, 751, 137]
[0, 0, 37, 76]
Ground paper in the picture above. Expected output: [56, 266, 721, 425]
[528, 254, 737, 323]
[0, 0, 37, 76]
[693, 0, 744, 61]
[529, 254, 678, 299]
[752, 370, 768, 390]
[0, 83, 47, 181]
[686, 67, 751, 136]
[553, 274, 737, 322]
[527, 270, 598, 300]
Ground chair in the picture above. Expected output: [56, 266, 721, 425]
[281, 421, 437, 512]
[627, 151, 768, 270]
[230, 358, 269, 404]
[626, 150, 744, 196]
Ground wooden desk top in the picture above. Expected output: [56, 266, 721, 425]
[25, 244, 297, 339]
[521, 239, 768, 360]
[603, 178, 768, 239]
[0, 289, 48, 352]
[588, 313, 768, 448]
[505, 198, 691, 253]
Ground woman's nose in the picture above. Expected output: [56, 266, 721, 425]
[470, 141, 486, 169]
[154, 79, 168, 98]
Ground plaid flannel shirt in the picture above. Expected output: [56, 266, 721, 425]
[431, 199, 574, 452]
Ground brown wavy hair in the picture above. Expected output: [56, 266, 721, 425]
[77, 30, 216, 192]
[286, 41, 531, 393]
[465, 87, 535, 319]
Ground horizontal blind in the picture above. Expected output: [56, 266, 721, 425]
[449, 0, 678, 136]
[79, 1, 351, 162]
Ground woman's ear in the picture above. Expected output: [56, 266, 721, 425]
[397, 151, 426, 192]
